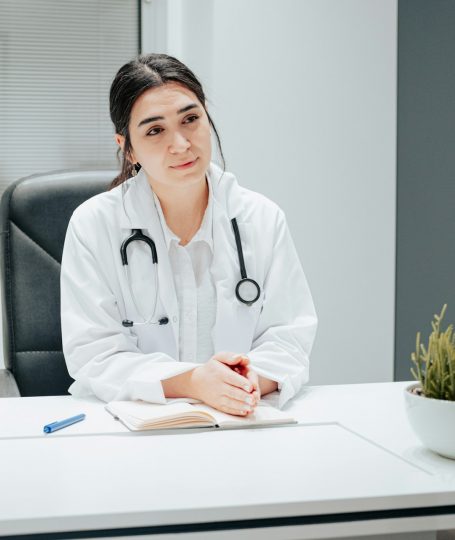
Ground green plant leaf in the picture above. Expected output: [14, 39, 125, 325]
[411, 304, 455, 401]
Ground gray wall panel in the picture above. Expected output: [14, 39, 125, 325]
[396, 0, 455, 379]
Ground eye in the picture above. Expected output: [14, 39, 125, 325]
[146, 126, 163, 136]
[184, 114, 199, 124]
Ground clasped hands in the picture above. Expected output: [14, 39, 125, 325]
[191, 352, 261, 416]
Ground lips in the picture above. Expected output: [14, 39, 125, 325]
[171, 158, 198, 169]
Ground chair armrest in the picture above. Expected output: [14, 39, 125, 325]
[0, 369, 20, 397]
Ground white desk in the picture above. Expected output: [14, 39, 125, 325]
[1, 382, 454, 540]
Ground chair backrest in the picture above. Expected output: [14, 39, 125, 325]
[0, 170, 116, 396]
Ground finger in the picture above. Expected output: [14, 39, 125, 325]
[246, 371, 260, 403]
[251, 390, 260, 406]
[220, 404, 249, 417]
[220, 394, 255, 416]
[231, 356, 252, 380]
[222, 366, 254, 392]
[212, 358, 252, 390]
[232, 364, 249, 377]
[215, 353, 251, 380]
[246, 371, 259, 390]
[232, 354, 250, 365]
[233, 358, 250, 377]
[233, 364, 248, 373]
[223, 383, 256, 406]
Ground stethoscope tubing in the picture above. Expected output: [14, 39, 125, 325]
[120, 229, 158, 265]
[120, 218, 261, 327]
[121, 229, 161, 327]
[230, 218, 247, 280]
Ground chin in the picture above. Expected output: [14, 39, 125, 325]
[183, 172, 206, 185]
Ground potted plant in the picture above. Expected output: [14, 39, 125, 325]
[404, 304, 455, 459]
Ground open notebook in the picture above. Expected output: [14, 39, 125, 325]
[105, 400, 296, 431]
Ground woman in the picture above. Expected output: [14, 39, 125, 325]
[61, 53, 317, 416]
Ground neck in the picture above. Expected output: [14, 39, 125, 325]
[151, 177, 209, 246]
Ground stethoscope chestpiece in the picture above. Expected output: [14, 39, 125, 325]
[231, 218, 261, 306]
[235, 278, 261, 306]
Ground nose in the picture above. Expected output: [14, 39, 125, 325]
[169, 130, 191, 153]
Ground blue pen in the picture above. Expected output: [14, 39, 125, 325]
[43, 413, 86, 434]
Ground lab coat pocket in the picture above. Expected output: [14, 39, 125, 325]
[129, 316, 176, 357]
[123, 282, 175, 357]
[213, 279, 265, 354]
[212, 221, 265, 354]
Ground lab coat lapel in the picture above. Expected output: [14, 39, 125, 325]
[210, 167, 258, 355]
[119, 172, 179, 353]
[210, 199, 239, 352]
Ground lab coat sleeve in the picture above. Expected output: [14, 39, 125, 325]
[61, 219, 198, 403]
[247, 209, 317, 409]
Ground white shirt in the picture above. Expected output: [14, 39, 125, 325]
[152, 180, 217, 364]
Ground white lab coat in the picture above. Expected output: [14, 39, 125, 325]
[61, 163, 317, 408]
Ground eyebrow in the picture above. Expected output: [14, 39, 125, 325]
[137, 103, 199, 128]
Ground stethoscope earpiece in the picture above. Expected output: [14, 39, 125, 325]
[120, 229, 158, 266]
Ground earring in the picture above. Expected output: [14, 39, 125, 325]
[131, 163, 141, 176]
[132, 163, 141, 177]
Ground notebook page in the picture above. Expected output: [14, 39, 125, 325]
[106, 400, 214, 428]
[192, 404, 296, 428]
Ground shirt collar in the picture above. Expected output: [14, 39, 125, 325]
[152, 177, 214, 251]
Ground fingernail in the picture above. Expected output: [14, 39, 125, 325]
[243, 384, 251, 392]
[243, 405, 251, 412]
[245, 395, 254, 405]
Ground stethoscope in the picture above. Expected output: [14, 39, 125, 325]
[120, 218, 261, 328]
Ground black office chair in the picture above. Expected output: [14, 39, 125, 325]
[0, 170, 116, 397]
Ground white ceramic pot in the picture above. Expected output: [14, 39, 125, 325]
[404, 383, 455, 459]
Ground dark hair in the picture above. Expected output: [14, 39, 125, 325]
[109, 53, 225, 189]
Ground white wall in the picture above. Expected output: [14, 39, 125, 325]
[143, 0, 397, 384]
[0, 1, 397, 381]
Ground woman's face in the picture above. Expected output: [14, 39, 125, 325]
[116, 82, 212, 189]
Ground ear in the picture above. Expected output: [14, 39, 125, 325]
[115, 133, 125, 151]
[115, 134, 136, 164]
